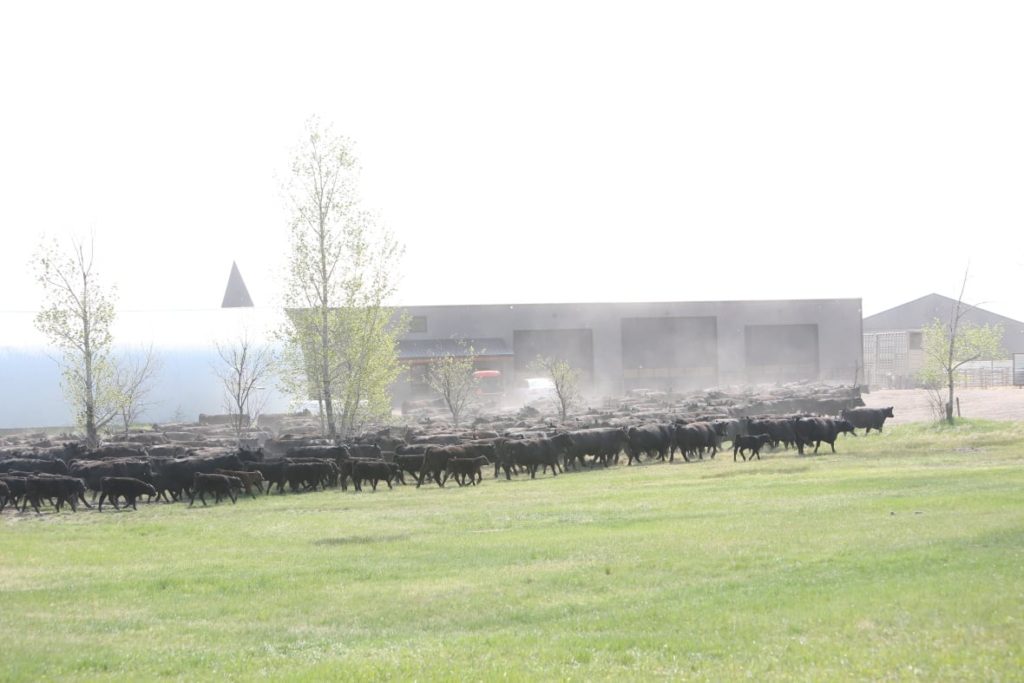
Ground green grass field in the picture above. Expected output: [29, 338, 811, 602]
[2, 420, 1024, 681]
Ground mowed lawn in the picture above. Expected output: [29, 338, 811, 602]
[2, 421, 1024, 681]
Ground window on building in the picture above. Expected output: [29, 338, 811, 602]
[410, 316, 427, 333]
[908, 332, 922, 350]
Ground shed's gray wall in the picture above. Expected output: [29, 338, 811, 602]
[393, 299, 863, 400]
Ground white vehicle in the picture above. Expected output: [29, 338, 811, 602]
[516, 377, 557, 403]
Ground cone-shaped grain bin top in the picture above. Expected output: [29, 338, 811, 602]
[221, 261, 254, 308]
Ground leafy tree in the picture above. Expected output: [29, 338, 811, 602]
[34, 235, 120, 447]
[918, 272, 1005, 423]
[426, 342, 478, 427]
[531, 356, 581, 421]
[278, 117, 405, 439]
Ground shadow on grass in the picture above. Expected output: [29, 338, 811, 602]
[313, 533, 411, 546]
[703, 465, 813, 479]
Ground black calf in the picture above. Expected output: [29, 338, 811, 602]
[733, 434, 772, 461]
[98, 477, 158, 511]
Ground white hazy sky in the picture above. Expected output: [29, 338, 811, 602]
[2, 1, 1022, 346]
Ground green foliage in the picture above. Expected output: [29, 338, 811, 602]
[919, 315, 1005, 423]
[531, 355, 581, 420]
[919, 318, 1005, 387]
[2, 422, 1024, 680]
[33, 236, 120, 445]
[426, 342, 478, 426]
[278, 117, 406, 437]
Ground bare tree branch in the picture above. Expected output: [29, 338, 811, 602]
[426, 341, 478, 428]
[530, 356, 582, 422]
[215, 334, 276, 443]
[115, 345, 162, 437]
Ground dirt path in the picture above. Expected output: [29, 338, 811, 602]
[863, 387, 1024, 423]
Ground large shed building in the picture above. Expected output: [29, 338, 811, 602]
[394, 298, 864, 403]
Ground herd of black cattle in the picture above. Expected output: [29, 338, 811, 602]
[0, 406, 895, 514]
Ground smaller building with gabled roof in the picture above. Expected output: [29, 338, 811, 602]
[862, 293, 1024, 389]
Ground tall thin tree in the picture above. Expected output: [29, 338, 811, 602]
[279, 117, 405, 439]
[919, 267, 1005, 423]
[34, 235, 120, 446]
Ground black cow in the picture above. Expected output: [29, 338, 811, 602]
[671, 422, 718, 462]
[214, 469, 265, 498]
[0, 476, 27, 511]
[394, 454, 425, 481]
[417, 446, 464, 487]
[564, 428, 628, 469]
[83, 445, 149, 460]
[236, 447, 266, 464]
[350, 460, 396, 491]
[417, 442, 497, 487]
[495, 434, 571, 479]
[62, 442, 89, 460]
[21, 475, 88, 513]
[69, 459, 152, 500]
[251, 460, 290, 494]
[491, 441, 518, 481]
[712, 418, 744, 447]
[410, 433, 463, 445]
[147, 444, 191, 458]
[98, 477, 158, 511]
[285, 459, 338, 491]
[0, 458, 69, 475]
[442, 456, 488, 486]
[733, 434, 772, 461]
[840, 407, 895, 434]
[150, 453, 245, 501]
[286, 445, 352, 463]
[189, 473, 243, 506]
[743, 417, 799, 450]
[344, 443, 382, 461]
[0, 479, 9, 512]
[794, 417, 857, 455]
[625, 424, 673, 464]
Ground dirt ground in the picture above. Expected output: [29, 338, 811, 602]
[862, 387, 1024, 423]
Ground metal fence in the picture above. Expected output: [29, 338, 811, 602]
[955, 360, 1015, 388]
[863, 331, 912, 389]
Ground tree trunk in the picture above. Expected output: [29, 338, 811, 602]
[83, 309, 98, 447]
[85, 401, 98, 447]
[946, 373, 955, 424]
[323, 385, 336, 439]
[320, 309, 337, 439]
